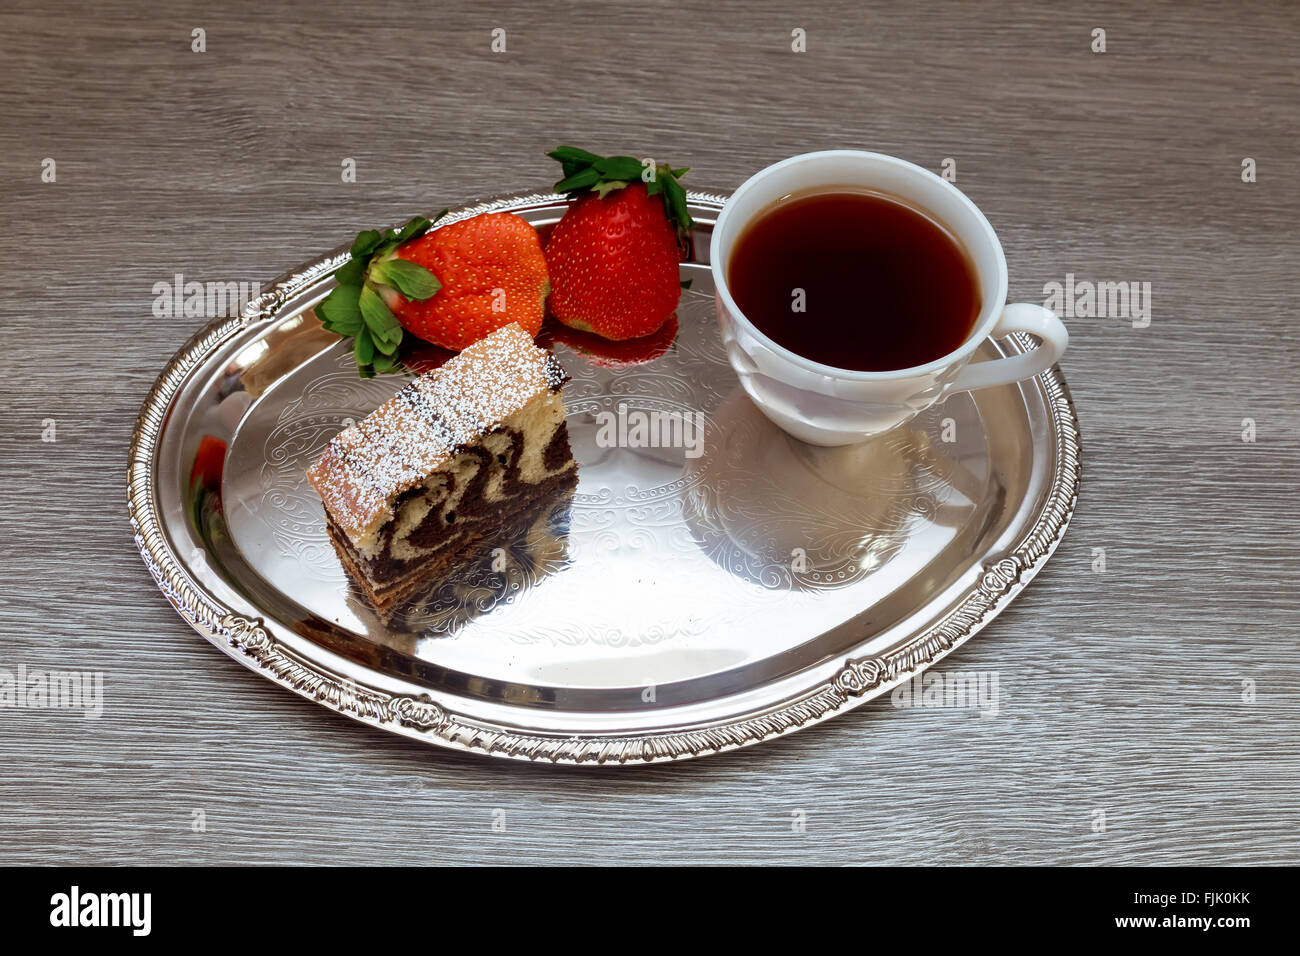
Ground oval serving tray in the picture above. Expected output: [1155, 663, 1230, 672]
[128, 190, 1081, 765]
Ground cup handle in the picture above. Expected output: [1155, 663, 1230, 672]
[946, 303, 1068, 393]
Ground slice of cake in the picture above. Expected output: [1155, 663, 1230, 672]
[307, 323, 578, 612]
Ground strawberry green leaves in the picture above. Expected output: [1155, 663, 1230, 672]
[549, 145, 602, 181]
[317, 213, 446, 377]
[590, 155, 645, 186]
[359, 286, 403, 352]
[648, 171, 692, 238]
[553, 165, 601, 195]
[316, 283, 363, 336]
[369, 258, 441, 299]
[547, 146, 695, 236]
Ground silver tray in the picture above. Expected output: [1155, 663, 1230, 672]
[128, 190, 1082, 765]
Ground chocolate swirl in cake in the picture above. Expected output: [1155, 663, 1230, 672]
[337, 422, 576, 587]
[307, 324, 578, 611]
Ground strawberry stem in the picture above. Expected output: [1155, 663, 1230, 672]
[547, 146, 694, 236]
[317, 212, 447, 377]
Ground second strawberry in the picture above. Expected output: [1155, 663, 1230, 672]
[544, 147, 692, 341]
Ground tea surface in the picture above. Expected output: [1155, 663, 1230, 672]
[727, 190, 980, 371]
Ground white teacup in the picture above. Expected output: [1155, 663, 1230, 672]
[711, 150, 1068, 446]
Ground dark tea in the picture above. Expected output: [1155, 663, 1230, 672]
[727, 190, 981, 372]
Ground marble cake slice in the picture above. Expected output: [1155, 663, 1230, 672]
[307, 323, 578, 612]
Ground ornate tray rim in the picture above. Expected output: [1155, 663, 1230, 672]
[126, 189, 1082, 765]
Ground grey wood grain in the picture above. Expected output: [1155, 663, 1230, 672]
[1, 0, 1297, 865]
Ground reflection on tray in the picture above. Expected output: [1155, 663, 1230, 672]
[681, 388, 964, 592]
[353, 481, 577, 634]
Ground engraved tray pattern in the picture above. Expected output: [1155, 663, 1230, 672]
[127, 191, 1081, 764]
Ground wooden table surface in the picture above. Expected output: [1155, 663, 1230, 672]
[2, 0, 1297, 865]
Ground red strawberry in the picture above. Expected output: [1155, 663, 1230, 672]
[387, 213, 548, 351]
[317, 212, 549, 375]
[544, 147, 692, 340]
[190, 435, 226, 491]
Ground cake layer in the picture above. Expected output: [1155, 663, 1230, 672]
[339, 407, 575, 585]
[307, 323, 568, 549]
[307, 323, 579, 614]
[328, 471, 577, 614]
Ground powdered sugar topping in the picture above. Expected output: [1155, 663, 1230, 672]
[307, 324, 567, 543]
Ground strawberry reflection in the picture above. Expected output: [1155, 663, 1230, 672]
[538, 313, 678, 369]
[399, 339, 458, 376]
